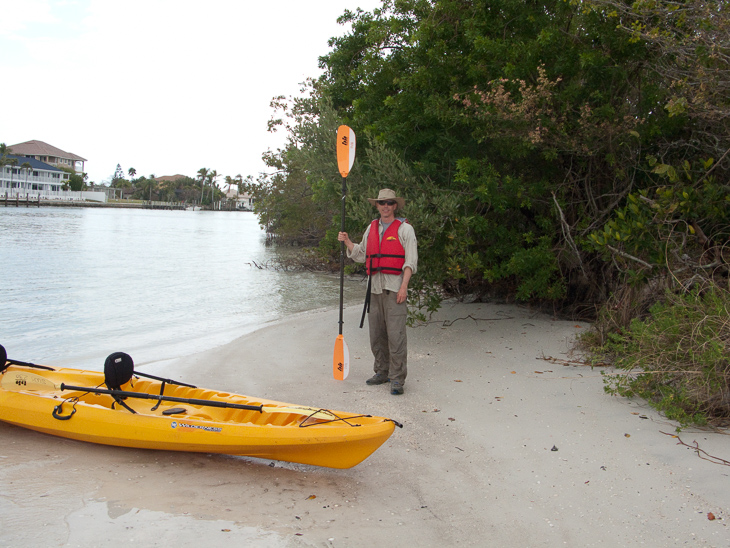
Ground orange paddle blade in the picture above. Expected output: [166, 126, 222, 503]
[336, 125, 356, 178]
[333, 334, 350, 381]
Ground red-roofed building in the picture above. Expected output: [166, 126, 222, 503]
[153, 174, 188, 183]
[8, 140, 87, 173]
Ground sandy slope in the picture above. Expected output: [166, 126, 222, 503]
[1, 302, 728, 547]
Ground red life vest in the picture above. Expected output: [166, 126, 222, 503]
[366, 219, 406, 276]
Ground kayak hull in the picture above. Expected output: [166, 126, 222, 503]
[0, 365, 397, 469]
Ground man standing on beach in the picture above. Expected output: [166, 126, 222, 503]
[338, 189, 418, 395]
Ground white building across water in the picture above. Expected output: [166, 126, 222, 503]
[1, 140, 104, 202]
[1, 154, 69, 193]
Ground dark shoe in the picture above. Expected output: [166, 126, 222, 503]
[366, 374, 389, 386]
[390, 382, 404, 395]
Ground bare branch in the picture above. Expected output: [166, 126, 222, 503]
[606, 245, 655, 270]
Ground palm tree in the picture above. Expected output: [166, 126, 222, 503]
[0, 144, 8, 171]
[8, 158, 18, 194]
[235, 174, 243, 200]
[205, 171, 216, 204]
[128, 167, 136, 181]
[197, 167, 209, 204]
[0, 144, 8, 192]
[223, 175, 238, 209]
[148, 174, 156, 201]
[21, 162, 32, 192]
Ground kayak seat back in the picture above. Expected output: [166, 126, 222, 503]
[104, 352, 134, 390]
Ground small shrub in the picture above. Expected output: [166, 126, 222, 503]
[601, 285, 730, 429]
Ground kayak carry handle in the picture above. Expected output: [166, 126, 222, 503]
[52, 402, 76, 421]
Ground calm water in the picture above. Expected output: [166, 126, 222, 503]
[0, 207, 362, 370]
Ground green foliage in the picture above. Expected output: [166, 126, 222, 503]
[250, 0, 729, 328]
[245, 87, 351, 246]
[587, 157, 730, 287]
[108, 174, 219, 204]
[581, 0, 730, 148]
[67, 173, 85, 192]
[132, 176, 157, 201]
[313, 0, 674, 308]
[504, 240, 565, 300]
[601, 287, 730, 428]
[160, 176, 202, 203]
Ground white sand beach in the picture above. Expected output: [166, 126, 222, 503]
[1, 302, 728, 547]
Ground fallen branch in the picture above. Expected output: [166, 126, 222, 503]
[537, 354, 609, 367]
[661, 431, 730, 467]
[440, 314, 515, 327]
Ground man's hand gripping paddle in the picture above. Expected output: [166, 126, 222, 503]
[334, 125, 356, 380]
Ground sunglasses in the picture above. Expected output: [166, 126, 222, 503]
[377, 200, 397, 206]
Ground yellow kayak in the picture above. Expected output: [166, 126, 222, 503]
[0, 348, 400, 469]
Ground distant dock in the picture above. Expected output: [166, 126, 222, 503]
[2, 193, 187, 210]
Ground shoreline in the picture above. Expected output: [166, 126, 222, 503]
[1, 199, 250, 210]
[1, 301, 728, 547]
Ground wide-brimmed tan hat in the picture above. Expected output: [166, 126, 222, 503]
[367, 188, 405, 209]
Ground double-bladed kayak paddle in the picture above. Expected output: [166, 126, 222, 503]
[334, 125, 356, 381]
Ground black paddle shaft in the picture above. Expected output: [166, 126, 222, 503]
[60, 384, 264, 412]
[338, 175, 346, 334]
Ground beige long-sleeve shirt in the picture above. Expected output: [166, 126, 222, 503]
[347, 219, 418, 294]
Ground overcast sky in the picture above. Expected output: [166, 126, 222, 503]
[1, 0, 382, 185]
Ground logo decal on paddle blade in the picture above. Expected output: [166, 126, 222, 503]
[336, 125, 356, 178]
[333, 334, 350, 380]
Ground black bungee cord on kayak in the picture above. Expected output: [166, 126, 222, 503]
[103, 351, 199, 413]
[50, 352, 138, 419]
[54, 351, 150, 419]
[0, 343, 55, 374]
[0, 343, 76, 420]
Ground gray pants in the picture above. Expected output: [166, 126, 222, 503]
[368, 290, 407, 384]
